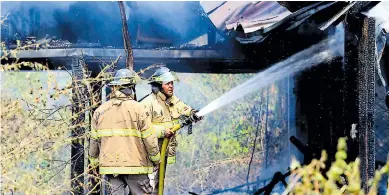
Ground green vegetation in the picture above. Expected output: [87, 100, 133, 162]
[280, 138, 389, 195]
[164, 73, 292, 194]
[0, 42, 114, 194]
[1, 71, 74, 194]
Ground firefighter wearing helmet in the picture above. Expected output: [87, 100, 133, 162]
[140, 66, 203, 192]
[89, 68, 160, 195]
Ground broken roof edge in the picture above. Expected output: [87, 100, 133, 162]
[230, 2, 331, 44]
[5, 48, 246, 60]
[230, 1, 362, 44]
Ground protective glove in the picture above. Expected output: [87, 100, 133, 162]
[164, 128, 175, 139]
[190, 110, 203, 123]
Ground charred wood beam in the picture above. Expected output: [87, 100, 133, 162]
[358, 16, 376, 192]
[341, 1, 379, 166]
[253, 171, 291, 195]
[289, 136, 313, 165]
[70, 56, 87, 195]
[343, 10, 362, 165]
[118, 1, 134, 70]
[344, 8, 376, 192]
[88, 82, 104, 195]
[11, 48, 243, 60]
[253, 136, 318, 195]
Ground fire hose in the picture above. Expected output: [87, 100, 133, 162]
[158, 116, 194, 195]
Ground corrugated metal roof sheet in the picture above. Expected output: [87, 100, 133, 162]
[200, 1, 292, 34]
[201, 1, 374, 44]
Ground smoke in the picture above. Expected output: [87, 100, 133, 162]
[362, 2, 389, 89]
[362, 1, 389, 34]
[1, 1, 212, 47]
[134, 1, 211, 44]
[1, 2, 124, 45]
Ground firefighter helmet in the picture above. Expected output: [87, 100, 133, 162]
[149, 67, 179, 84]
[108, 68, 138, 86]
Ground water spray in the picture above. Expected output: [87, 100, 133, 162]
[197, 31, 344, 117]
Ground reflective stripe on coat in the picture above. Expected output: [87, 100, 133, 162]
[140, 92, 193, 164]
[89, 91, 160, 174]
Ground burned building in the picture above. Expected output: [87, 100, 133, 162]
[204, 1, 389, 193]
[1, 1, 389, 194]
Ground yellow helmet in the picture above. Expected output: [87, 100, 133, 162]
[108, 68, 138, 86]
[148, 67, 179, 84]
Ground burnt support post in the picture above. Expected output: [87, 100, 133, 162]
[88, 81, 104, 195]
[118, 1, 134, 70]
[71, 56, 87, 195]
[357, 16, 376, 191]
[343, 10, 361, 165]
[344, 10, 376, 192]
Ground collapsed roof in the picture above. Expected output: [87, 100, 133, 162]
[200, 1, 385, 44]
[2, 1, 387, 74]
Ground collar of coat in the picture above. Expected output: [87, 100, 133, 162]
[156, 91, 179, 106]
[112, 90, 134, 105]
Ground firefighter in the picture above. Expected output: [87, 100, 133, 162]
[139, 66, 203, 191]
[89, 68, 160, 195]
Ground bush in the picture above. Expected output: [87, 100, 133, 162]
[280, 138, 389, 195]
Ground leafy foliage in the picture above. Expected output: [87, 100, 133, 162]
[163, 73, 293, 194]
[1, 68, 76, 192]
[280, 138, 389, 195]
[0, 42, 116, 194]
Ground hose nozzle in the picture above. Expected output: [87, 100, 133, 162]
[178, 115, 194, 135]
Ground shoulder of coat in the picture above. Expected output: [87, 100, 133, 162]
[117, 100, 145, 117]
[142, 93, 158, 104]
[95, 100, 112, 113]
[92, 100, 112, 120]
[122, 98, 140, 107]
[134, 101, 151, 117]
[170, 95, 181, 104]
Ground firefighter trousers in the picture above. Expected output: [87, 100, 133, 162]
[107, 174, 153, 195]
